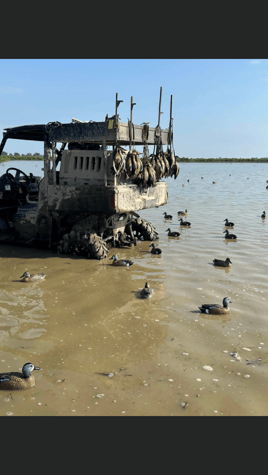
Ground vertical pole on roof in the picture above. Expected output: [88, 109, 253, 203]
[129, 96, 136, 152]
[52, 141, 56, 185]
[169, 94, 173, 150]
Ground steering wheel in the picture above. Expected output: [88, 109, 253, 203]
[6, 168, 31, 187]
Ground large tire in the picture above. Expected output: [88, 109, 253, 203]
[127, 217, 158, 241]
[57, 231, 108, 260]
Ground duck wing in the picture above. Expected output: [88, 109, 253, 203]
[198, 304, 221, 313]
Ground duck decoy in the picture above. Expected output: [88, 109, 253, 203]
[187, 179, 190, 182]
[110, 255, 134, 267]
[166, 228, 180, 237]
[140, 282, 154, 299]
[179, 218, 191, 226]
[223, 219, 234, 227]
[224, 229, 237, 239]
[163, 212, 173, 219]
[20, 272, 46, 282]
[261, 211, 266, 219]
[0, 362, 41, 390]
[177, 209, 188, 216]
[212, 181, 216, 184]
[150, 243, 162, 254]
[213, 257, 232, 267]
[198, 297, 232, 315]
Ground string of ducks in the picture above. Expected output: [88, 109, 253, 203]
[20, 272, 46, 282]
[0, 362, 41, 390]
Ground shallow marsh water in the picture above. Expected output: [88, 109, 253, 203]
[0, 160, 267, 416]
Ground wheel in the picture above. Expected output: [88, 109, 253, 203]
[127, 217, 159, 241]
[57, 231, 109, 260]
[6, 168, 31, 187]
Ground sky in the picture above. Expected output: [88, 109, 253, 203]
[0, 58, 268, 158]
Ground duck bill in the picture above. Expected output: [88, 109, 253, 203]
[33, 366, 41, 370]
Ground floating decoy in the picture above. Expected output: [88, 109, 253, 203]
[212, 181, 216, 184]
[110, 255, 134, 267]
[266, 185, 268, 189]
[182, 184, 185, 187]
[261, 211, 266, 219]
[163, 212, 173, 219]
[223, 219, 234, 227]
[166, 228, 180, 237]
[20, 272, 46, 282]
[198, 297, 232, 315]
[201, 177, 204, 179]
[140, 282, 154, 299]
[150, 243, 162, 255]
[187, 179, 190, 182]
[177, 209, 188, 216]
[179, 218, 191, 226]
[224, 229, 237, 239]
[0, 362, 41, 390]
[213, 257, 232, 267]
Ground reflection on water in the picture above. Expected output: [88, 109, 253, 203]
[0, 161, 268, 416]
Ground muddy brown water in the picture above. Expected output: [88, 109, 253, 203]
[0, 161, 268, 416]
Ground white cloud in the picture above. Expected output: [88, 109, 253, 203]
[0, 86, 24, 93]
[249, 59, 261, 64]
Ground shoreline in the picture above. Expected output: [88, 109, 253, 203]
[1, 156, 268, 164]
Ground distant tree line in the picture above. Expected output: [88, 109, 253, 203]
[177, 157, 268, 162]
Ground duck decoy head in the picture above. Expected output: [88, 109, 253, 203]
[110, 255, 118, 261]
[144, 282, 150, 288]
[223, 297, 232, 307]
[226, 258, 232, 264]
[22, 362, 41, 378]
[20, 272, 30, 279]
[150, 243, 156, 248]
[166, 228, 171, 232]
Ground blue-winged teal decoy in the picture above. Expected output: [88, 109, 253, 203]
[198, 297, 232, 315]
[140, 282, 153, 299]
[223, 219, 234, 227]
[261, 211, 266, 219]
[224, 229, 237, 239]
[110, 255, 134, 267]
[163, 212, 173, 219]
[0, 362, 41, 390]
[177, 209, 188, 216]
[213, 257, 232, 267]
[150, 243, 162, 254]
[179, 218, 191, 226]
[20, 272, 46, 282]
[166, 228, 180, 237]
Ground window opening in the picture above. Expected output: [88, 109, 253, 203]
[80, 156, 84, 169]
[74, 156, 78, 169]
[91, 157, 95, 170]
[86, 157, 89, 170]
